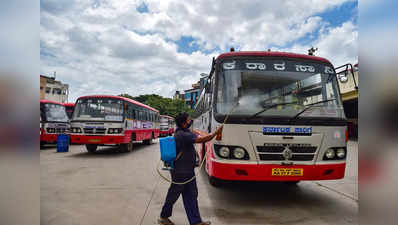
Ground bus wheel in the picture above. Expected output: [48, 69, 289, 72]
[284, 181, 300, 185]
[121, 139, 133, 152]
[144, 133, 154, 145]
[209, 176, 222, 187]
[143, 138, 153, 145]
[86, 144, 97, 153]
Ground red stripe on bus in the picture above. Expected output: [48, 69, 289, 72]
[216, 51, 332, 64]
[208, 161, 346, 181]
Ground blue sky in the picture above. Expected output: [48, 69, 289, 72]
[40, 0, 358, 102]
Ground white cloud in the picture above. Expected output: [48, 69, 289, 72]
[40, 0, 357, 102]
[282, 21, 358, 66]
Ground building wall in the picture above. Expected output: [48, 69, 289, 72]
[40, 75, 69, 103]
[175, 76, 207, 109]
[184, 88, 201, 109]
[40, 76, 47, 100]
[337, 66, 358, 102]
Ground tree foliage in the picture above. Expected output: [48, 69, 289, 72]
[119, 94, 193, 118]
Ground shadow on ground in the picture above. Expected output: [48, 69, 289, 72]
[40, 145, 56, 150]
[196, 167, 354, 225]
[66, 143, 152, 158]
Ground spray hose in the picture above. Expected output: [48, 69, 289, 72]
[156, 104, 237, 185]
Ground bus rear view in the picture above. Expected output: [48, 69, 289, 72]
[194, 51, 348, 186]
[159, 115, 175, 137]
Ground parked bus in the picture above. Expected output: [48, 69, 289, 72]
[69, 95, 160, 153]
[63, 102, 75, 120]
[40, 100, 70, 146]
[192, 51, 348, 186]
[159, 115, 175, 137]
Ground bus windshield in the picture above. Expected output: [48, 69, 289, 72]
[65, 106, 74, 119]
[72, 98, 124, 121]
[216, 59, 345, 119]
[43, 104, 69, 122]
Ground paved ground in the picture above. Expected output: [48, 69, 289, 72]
[40, 141, 358, 225]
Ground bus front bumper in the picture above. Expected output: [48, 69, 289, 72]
[40, 133, 58, 143]
[208, 160, 346, 181]
[70, 134, 125, 145]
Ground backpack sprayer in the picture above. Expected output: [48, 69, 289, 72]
[157, 105, 237, 185]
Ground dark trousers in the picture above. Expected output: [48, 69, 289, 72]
[160, 171, 202, 225]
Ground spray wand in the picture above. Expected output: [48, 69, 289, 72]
[156, 103, 238, 185]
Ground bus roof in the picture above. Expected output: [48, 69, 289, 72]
[160, 115, 174, 120]
[216, 51, 332, 64]
[77, 95, 160, 113]
[63, 102, 75, 107]
[40, 99, 64, 106]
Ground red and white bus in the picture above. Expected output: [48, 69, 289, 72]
[69, 95, 160, 153]
[40, 100, 70, 146]
[193, 50, 348, 186]
[63, 102, 75, 120]
[159, 115, 175, 137]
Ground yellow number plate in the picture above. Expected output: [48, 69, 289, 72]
[272, 168, 303, 176]
[88, 139, 101, 143]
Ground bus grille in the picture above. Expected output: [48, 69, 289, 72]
[83, 128, 106, 134]
[56, 128, 67, 133]
[258, 153, 315, 161]
[257, 145, 317, 161]
[46, 128, 67, 133]
[289, 146, 317, 153]
[257, 146, 285, 153]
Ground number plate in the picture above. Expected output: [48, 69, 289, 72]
[272, 168, 303, 176]
[88, 139, 101, 143]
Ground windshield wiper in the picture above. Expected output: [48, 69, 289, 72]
[289, 98, 337, 122]
[248, 101, 299, 119]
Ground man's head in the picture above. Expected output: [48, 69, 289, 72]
[175, 112, 190, 129]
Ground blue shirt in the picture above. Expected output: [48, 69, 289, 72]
[173, 127, 198, 172]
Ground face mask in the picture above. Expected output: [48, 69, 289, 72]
[187, 120, 193, 128]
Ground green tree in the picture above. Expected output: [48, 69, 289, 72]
[119, 93, 193, 117]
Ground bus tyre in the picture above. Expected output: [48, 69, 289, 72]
[86, 144, 97, 153]
[144, 133, 154, 145]
[143, 138, 153, 145]
[209, 176, 222, 187]
[122, 139, 133, 152]
[285, 181, 300, 185]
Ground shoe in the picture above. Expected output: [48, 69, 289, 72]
[195, 221, 211, 225]
[158, 218, 175, 225]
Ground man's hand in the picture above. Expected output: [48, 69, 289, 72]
[214, 125, 223, 136]
[195, 125, 224, 144]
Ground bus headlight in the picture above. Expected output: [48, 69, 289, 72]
[325, 148, 335, 159]
[71, 127, 81, 133]
[336, 148, 346, 158]
[233, 148, 246, 159]
[108, 128, 123, 134]
[219, 147, 230, 158]
[214, 145, 249, 160]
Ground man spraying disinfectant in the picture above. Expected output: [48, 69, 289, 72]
[158, 112, 223, 225]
